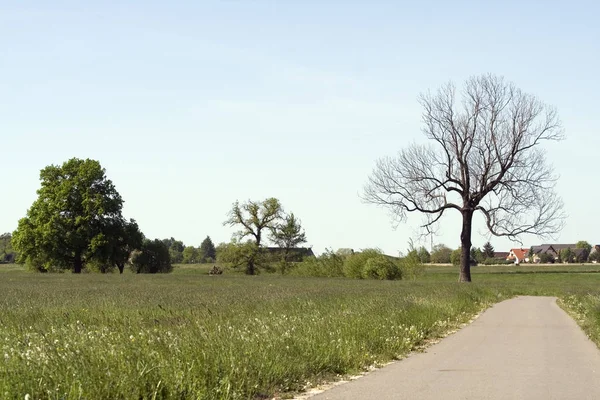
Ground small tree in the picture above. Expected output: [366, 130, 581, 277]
[470, 247, 484, 263]
[130, 239, 173, 273]
[182, 246, 199, 264]
[199, 236, 217, 262]
[417, 246, 431, 263]
[482, 242, 495, 260]
[539, 252, 555, 264]
[270, 213, 307, 273]
[560, 247, 574, 264]
[224, 198, 282, 274]
[576, 241, 591, 262]
[430, 244, 452, 263]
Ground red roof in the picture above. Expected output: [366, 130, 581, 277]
[508, 248, 528, 261]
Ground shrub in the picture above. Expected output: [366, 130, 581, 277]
[451, 249, 462, 266]
[291, 249, 345, 278]
[343, 249, 383, 279]
[362, 256, 401, 280]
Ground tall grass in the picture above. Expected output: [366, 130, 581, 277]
[1, 271, 505, 400]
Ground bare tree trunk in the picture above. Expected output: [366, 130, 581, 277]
[246, 259, 255, 275]
[117, 263, 124, 274]
[459, 211, 473, 282]
[74, 253, 83, 274]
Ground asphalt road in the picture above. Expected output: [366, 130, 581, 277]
[310, 296, 600, 400]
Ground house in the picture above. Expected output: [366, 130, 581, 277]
[507, 248, 529, 264]
[530, 244, 585, 263]
[494, 252, 509, 260]
[264, 247, 315, 262]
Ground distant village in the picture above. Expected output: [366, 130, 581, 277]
[502, 243, 599, 265]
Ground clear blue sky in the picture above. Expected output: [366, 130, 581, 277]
[1, 1, 598, 255]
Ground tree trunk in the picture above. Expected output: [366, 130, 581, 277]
[117, 263, 124, 274]
[74, 253, 83, 274]
[246, 259, 255, 275]
[459, 210, 473, 282]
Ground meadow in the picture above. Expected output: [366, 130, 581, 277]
[2, 263, 600, 399]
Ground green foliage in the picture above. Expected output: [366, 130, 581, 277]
[451, 248, 462, 266]
[482, 242, 495, 259]
[11, 158, 136, 273]
[576, 241, 592, 251]
[270, 213, 307, 266]
[430, 244, 452, 263]
[470, 247, 484, 263]
[417, 246, 431, 263]
[224, 197, 283, 274]
[560, 247, 574, 263]
[162, 238, 185, 264]
[399, 250, 423, 279]
[539, 252, 555, 264]
[291, 249, 345, 278]
[343, 249, 384, 279]
[363, 256, 401, 280]
[0, 232, 16, 263]
[216, 240, 267, 274]
[589, 251, 600, 263]
[182, 246, 199, 264]
[130, 239, 173, 273]
[199, 236, 216, 262]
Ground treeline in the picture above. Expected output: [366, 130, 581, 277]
[406, 242, 509, 265]
[162, 236, 217, 264]
[0, 233, 16, 263]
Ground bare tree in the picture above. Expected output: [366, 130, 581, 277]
[364, 74, 565, 282]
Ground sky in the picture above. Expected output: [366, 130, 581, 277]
[1, 0, 599, 256]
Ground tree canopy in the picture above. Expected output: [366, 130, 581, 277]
[12, 158, 140, 273]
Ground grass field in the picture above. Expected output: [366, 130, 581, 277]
[2, 263, 600, 399]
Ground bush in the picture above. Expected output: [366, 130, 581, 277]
[344, 249, 383, 279]
[362, 256, 401, 280]
[291, 249, 345, 278]
[451, 249, 462, 266]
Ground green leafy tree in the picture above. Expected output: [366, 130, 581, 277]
[223, 198, 282, 274]
[12, 158, 133, 273]
[182, 246, 199, 264]
[0, 233, 16, 263]
[94, 219, 144, 273]
[270, 213, 307, 273]
[417, 247, 431, 263]
[576, 241, 591, 262]
[482, 242, 495, 260]
[589, 251, 600, 263]
[539, 252, 555, 264]
[470, 247, 484, 263]
[560, 247, 574, 263]
[130, 239, 173, 273]
[216, 240, 266, 271]
[199, 236, 216, 262]
[430, 244, 452, 264]
[161, 238, 185, 264]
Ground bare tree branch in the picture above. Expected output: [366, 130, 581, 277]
[363, 74, 565, 282]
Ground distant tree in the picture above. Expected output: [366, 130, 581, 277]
[161, 238, 185, 264]
[470, 247, 484, 263]
[270, 213, 307, 273]
[430, 244, 452, 264]
[0, 233, 16, 263]
[539, 252, 555, 264]
[576, 241, 591, 262]
[216, 240, 266, 271]
[12, 158, 132, 273]
[482, 242, 495, 260]
[130, 239, 172, 273]
[199, 236, 216, 262]
[182, 246, 199, 264]
[94, 219, 144, 273]
[589, 251, 600, 263]
[417, 247, 431, 263]
[560, 247, 574, 263]
[224, 198, 283, 274]
[451, 248, 462, 266]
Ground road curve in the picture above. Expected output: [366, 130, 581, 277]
[310, 296, 600, 400]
